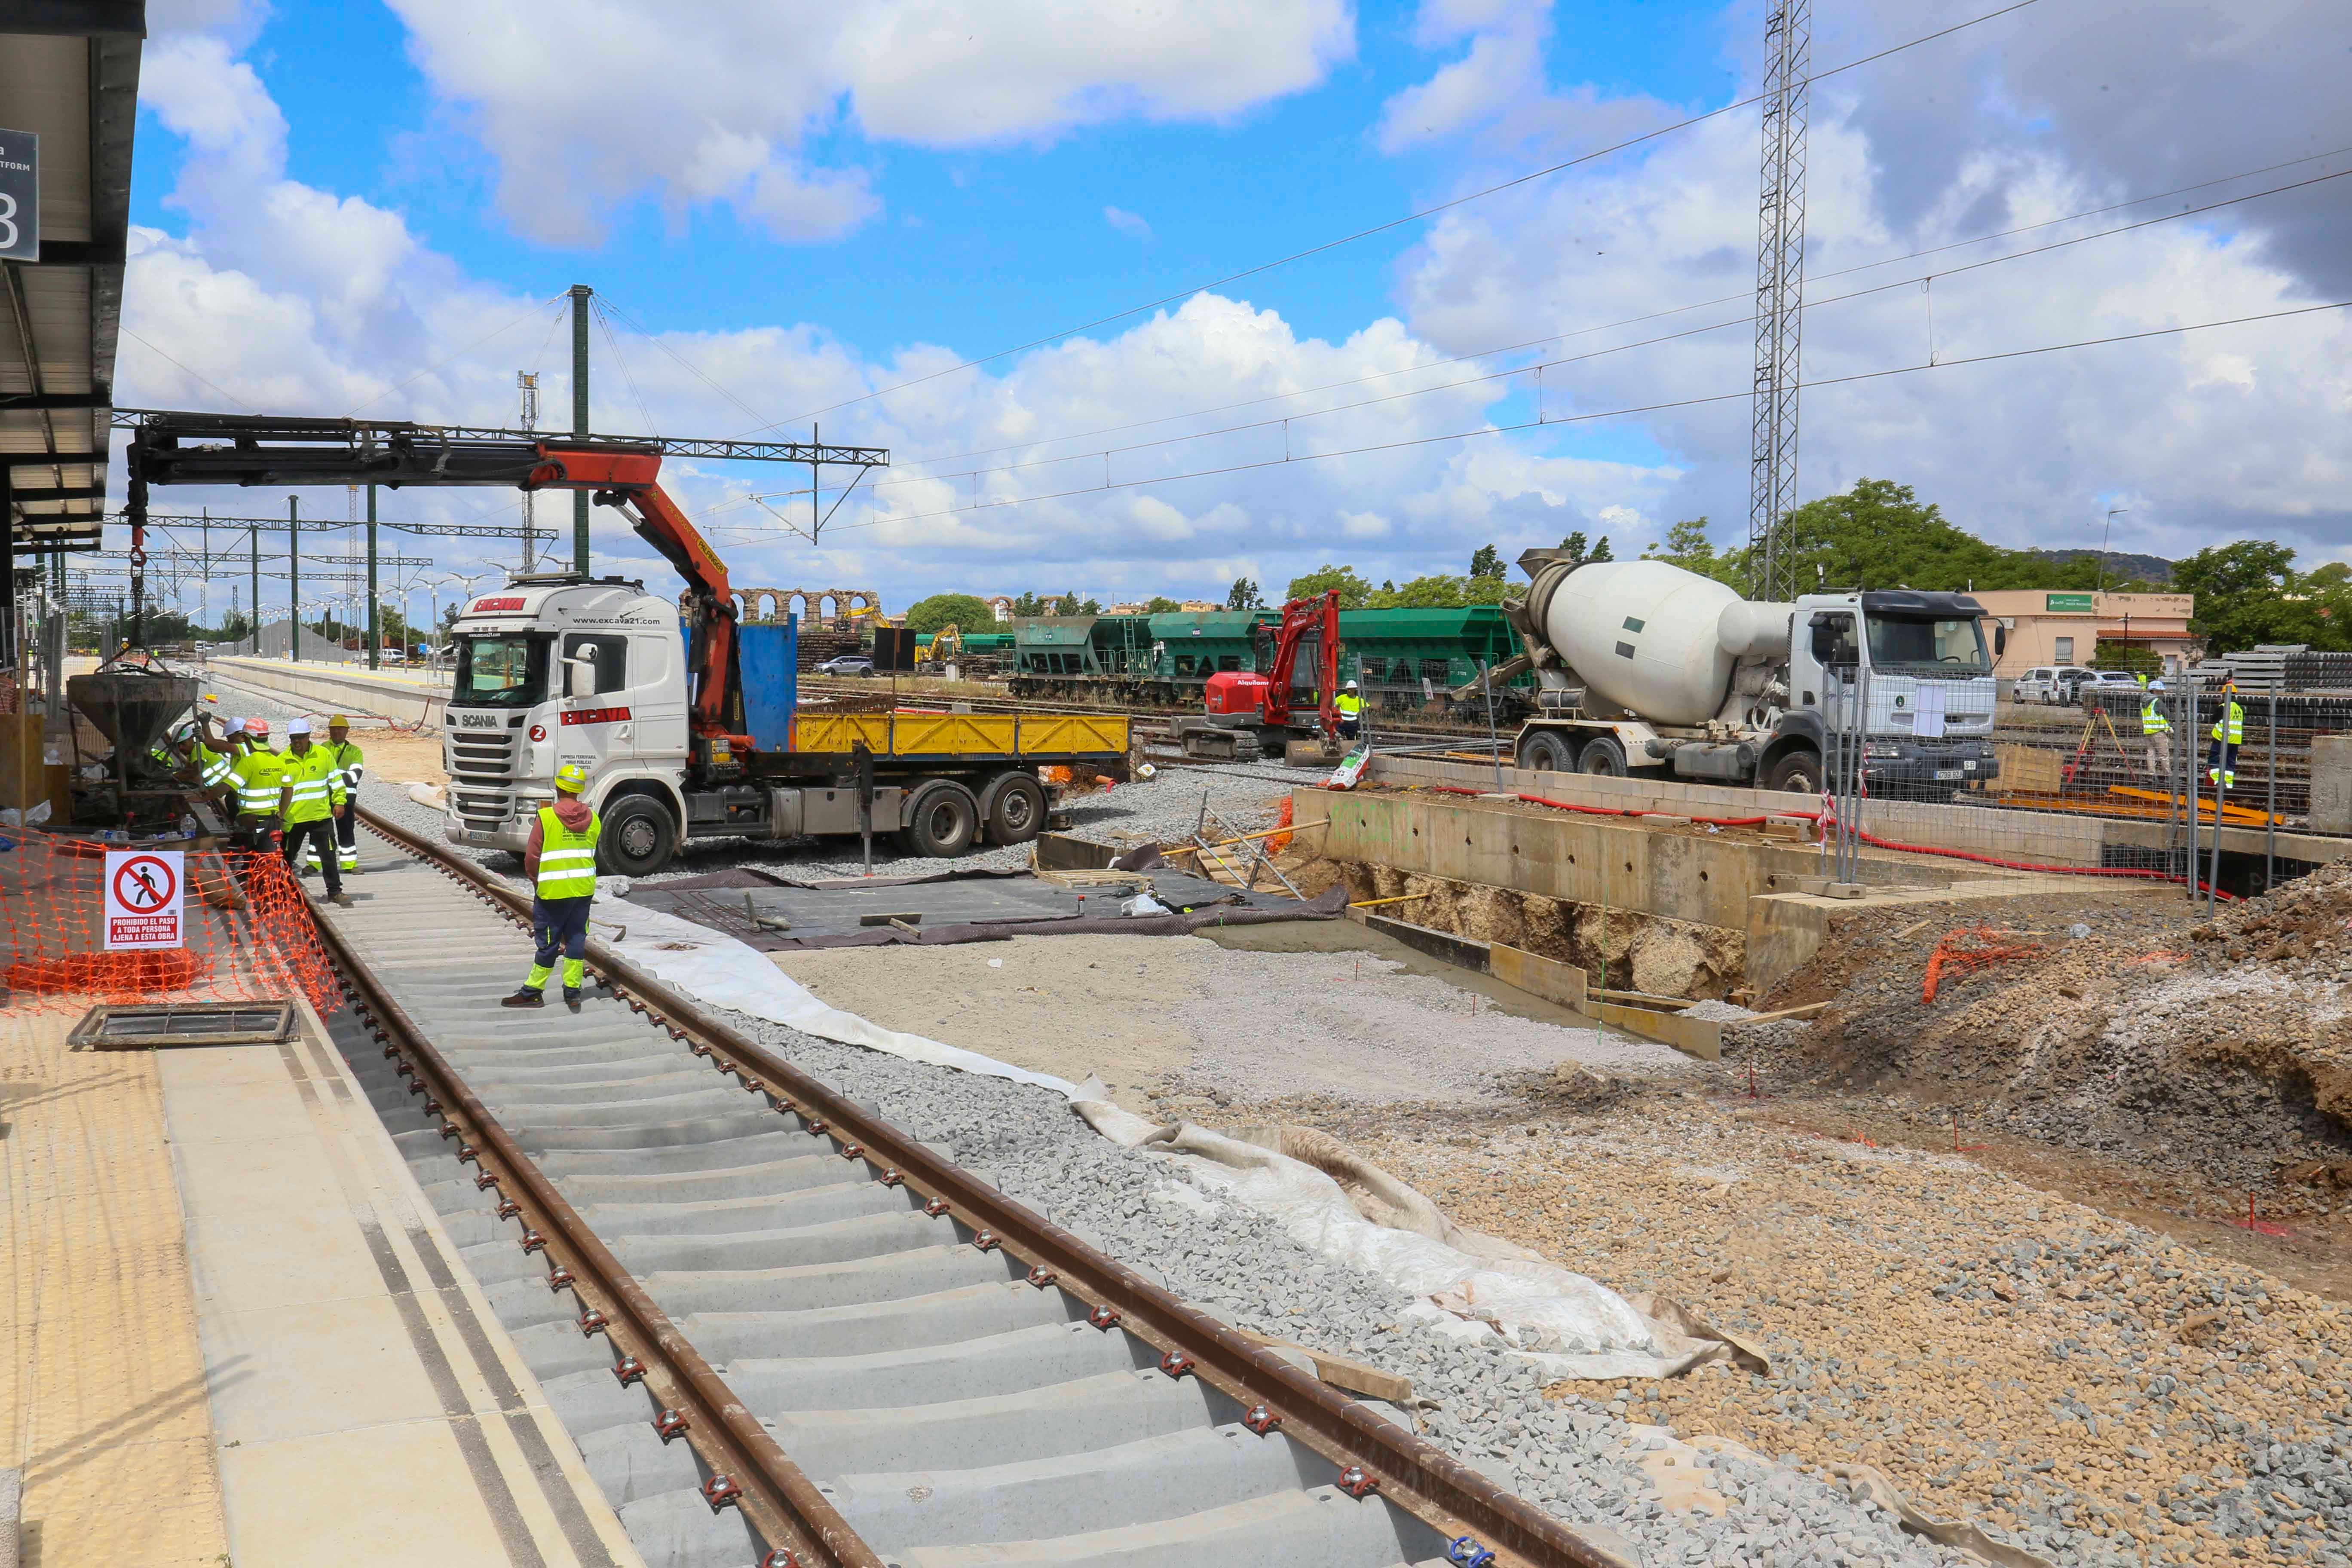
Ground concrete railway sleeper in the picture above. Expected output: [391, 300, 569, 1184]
[305, 805, 1614, 1568]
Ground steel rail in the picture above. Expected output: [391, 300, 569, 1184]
[352, 802, 1618, 1568]
[309, 838, 886, 1568]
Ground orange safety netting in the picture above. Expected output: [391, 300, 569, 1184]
[1920, 925, 2046, 1005]
[0, 826, 342, 1015]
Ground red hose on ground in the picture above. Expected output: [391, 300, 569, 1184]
[1422, 782, 2237, 900]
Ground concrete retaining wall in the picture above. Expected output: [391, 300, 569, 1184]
[206, 658, 446, 727]
[1365, 752, 2352, 869]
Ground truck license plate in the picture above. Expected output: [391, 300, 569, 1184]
[1936, 768, 1960, 780]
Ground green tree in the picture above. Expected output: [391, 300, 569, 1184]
[1283, 564, 1373, 608]
[1589, 536, 1613, 563]
[1559, 530, 1589, 563]
[1463, 574, 1509, 606]
[1010, 591, 1049, 617]
[902, 592, 1001, 637]
[1642, 517, 1742, 585]
[1366, 574, 1470, 609]
[1226, 577, 1262, 609]
[1468, 543, 1502, 580]
[1049, 592, 1101, 616]
[2172, 541, 2321, 653]
[1145, 596, 1182, 613]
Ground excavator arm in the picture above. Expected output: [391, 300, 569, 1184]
[1262, 589, 1342, 737]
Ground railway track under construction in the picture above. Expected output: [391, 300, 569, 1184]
[314, 805, 1608, 1568]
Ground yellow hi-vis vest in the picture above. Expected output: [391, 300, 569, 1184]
[323, 738, 365, 791]
[535, 806, 601, 900]
[281, 746, 347, 825]
[2141, 701, 2170, 735]
[195, 742, 235, 790]
[1335, 693, 1363, 718]
[2211, 700, 2244, 744]
[231, 749, 287, 818]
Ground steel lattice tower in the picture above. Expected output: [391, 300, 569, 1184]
[1748, 0, 1811, 601]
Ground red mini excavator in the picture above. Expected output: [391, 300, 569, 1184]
[1173, 589, 1341, 762]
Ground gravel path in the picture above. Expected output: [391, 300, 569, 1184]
[1278, 1093, 2352, 1568]
[775, 934, 1696, 1115]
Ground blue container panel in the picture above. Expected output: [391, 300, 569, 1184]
[737, 616, 799, 751]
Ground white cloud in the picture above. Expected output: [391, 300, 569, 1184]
[118, 28, 1650, 614]
[1103, 205, 1152, 240]
[1380, 6, 2352, 566]
[382, 0, 1353, 245]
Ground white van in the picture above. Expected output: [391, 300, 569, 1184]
[2013, 665, 2092, 704]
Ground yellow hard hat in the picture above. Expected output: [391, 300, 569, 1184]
[554, 762, 590, 793]
[328, 714, 350, 729]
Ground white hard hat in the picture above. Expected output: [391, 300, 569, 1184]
[1344, 679, 1360, 689]
[225, 716, 245, 732]
[286, 717, 312, 736]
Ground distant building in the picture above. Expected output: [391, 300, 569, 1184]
[1179, 599, 1220, 613]
[1971, 590, 2199, 678]
[1106, 602, 1146, 616]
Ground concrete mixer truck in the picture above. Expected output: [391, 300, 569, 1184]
[1482, 549, 2000, 797]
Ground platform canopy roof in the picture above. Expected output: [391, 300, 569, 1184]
[1, 2, 144, 560]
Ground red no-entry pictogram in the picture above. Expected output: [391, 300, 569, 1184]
[112, 854, 178, 911]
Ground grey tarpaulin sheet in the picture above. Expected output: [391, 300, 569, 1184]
[624, 868, 1345, 949]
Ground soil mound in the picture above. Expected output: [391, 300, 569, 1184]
[1749, 876, 2352, 1197]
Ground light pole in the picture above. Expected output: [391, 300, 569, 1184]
[2095, 506, 2128, 597]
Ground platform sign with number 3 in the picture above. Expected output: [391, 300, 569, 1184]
[0, 129, 36, 263]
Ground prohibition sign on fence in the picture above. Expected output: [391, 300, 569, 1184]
[104, 848, 185, 950]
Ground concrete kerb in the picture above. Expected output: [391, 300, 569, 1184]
[209, 656, 447, 727]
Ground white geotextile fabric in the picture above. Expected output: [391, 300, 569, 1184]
[1070, 1096, 1723, 1381]
[603, 892, 1721, 1380]
[601, 895, 1077, 1094]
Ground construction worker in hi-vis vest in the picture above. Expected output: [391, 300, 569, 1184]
[297, 716, 368, 875]
[2140, 678, 2171, 778]
[504, 762, 601, 1013]
[2208, 679, 2244, 791]
[228, 717, 288, 852]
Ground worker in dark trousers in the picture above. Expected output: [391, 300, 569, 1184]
[1336, 679, 1363, 741]
[503, 763, 600, 1012]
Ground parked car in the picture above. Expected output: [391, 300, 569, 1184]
[2013, 665, 2093, 704]
[817, 654, 876, 677]
[2073, 670, 2142, 702]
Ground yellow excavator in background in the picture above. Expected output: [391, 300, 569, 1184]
[920, 624, 964, 674]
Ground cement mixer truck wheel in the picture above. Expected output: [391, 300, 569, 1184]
[1517, 731, 1575, 772]
[1578, 736, 1629, 777]
[1763, 751, 1822, 794]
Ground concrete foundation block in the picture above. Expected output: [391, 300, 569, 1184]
[2311, 736, 2352, 834]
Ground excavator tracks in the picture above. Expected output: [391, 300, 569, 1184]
[309, 808, 1611, 1568]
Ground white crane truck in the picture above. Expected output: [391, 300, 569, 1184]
[1487, 549, 2001, 796]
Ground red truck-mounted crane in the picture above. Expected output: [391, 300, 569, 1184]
[125, 413, 1134, 870]
[1172, 589, 1341, 762]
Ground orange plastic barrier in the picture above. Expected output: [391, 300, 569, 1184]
[0, 827, 341, 1015]
[1920, 925, 2046, 1005]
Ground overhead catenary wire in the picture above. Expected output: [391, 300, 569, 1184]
[343, 292, 569, 418]
[753, 0, 2050, 434]
[862, 143, 2352, 483]
[736, 164, 2352, 511]
[803, 298, 2349, 538]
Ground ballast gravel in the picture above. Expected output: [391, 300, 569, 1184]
[713, 1011, 1981, 1568]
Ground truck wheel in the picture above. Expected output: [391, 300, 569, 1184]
[1580, 735, 1629, 777]
[901, 780, 980, 857]
[1763, 752, 1822, 793]
[1517, 730, 1576, 772]
[597, 794, 675, 877]
[982, 772, 1046, 844]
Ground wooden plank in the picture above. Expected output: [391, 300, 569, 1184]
[1488, 943, 1588, 1012]
[1236, 1328, 1414, 1403]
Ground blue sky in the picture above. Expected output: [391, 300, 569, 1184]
[110, 0, 2352, 618]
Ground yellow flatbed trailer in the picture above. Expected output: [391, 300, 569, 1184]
[790, 708, 1130, 766]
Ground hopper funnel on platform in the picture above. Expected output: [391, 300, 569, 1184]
[67, 671, 200, 763]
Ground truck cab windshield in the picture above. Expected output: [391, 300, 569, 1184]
[1866, 616, 1989, 671]
[453, 635, 550, 708]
